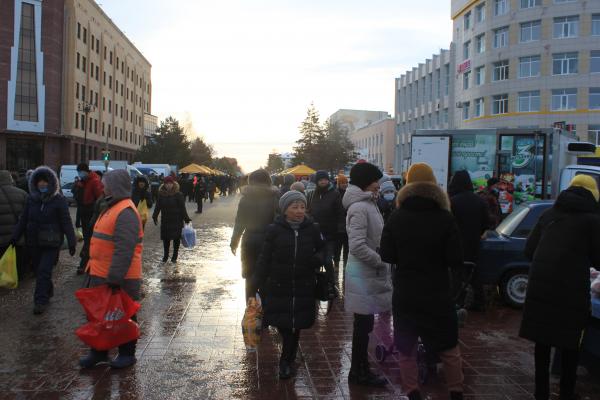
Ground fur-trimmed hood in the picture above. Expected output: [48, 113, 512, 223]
[159, 181, 180, 196]
[29, 166, 60, 200]
[396, 182, 450, 211]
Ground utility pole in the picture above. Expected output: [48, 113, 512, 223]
[78, 101, 95, 163]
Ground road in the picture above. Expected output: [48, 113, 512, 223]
[0, 194, 598, 399]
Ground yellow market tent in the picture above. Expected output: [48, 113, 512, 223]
[281, 165, 316, 177]
[179, 163, 214, 175]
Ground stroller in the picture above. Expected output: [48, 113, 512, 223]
[375, 262, 476, 384]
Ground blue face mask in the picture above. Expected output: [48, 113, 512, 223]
[39, 187, 49, 193]
[78, 171, 88, 179]
[383, 193, 395, 202]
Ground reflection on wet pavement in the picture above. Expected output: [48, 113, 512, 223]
[0, 195, 599, 399]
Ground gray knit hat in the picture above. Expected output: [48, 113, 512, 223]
[279, 190, 306, 213]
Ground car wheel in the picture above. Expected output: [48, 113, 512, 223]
[500, 270, 528, 308]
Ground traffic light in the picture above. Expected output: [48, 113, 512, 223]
[102, 150, 110, 161]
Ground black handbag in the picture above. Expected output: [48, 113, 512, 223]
[37, 229, 63, 248]
[315, 268, 338, 302]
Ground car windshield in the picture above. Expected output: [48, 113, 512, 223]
[496, 205, 530, 237]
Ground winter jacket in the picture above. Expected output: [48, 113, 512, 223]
[152, 183, 191, 241]
[230, 185, 279, 278]
[251, 216, 326, 330]
[131, 176, 153, 208]
[75, 171, 104, 206]
[343, 184, 392, 315]
[377, 196, 396, 223]
[0, 171, 27, 246]
[307, 185, 345, 240]
[449, 171, 491, 263]
[88, 172, 142, 300]
[12, 167, 76, 250]
[194, 179, 207, 202]
[380, 182, 463, 354]
[279, 174, 296, 197]
[479, 189, 502, 228]
[337, 188, 347, 233]
[520, 186, 600, 350]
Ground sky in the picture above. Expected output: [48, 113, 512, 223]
[99, 0, 452, 172]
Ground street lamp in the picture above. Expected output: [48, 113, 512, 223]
[78, 101, 96, 163]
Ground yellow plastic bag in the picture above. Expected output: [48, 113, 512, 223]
[0, 245, 18, 289]
[137, 199, 148, 227]
[241, 295, 263, 352]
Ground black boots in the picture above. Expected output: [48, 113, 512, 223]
[348, 361, 388, 387]
[450, 391, 464, 400]
[279, 360, 292, 379]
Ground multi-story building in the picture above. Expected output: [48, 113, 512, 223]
[351, 118, 395, 172]
[0, 0, 151, 172]
[144, 112, 158, 144]
[452, 0, 600, 141]
[394, 48, 456, 173]
[329, 109, 390, 136]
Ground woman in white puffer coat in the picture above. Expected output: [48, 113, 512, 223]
[342, 162, 392, 387]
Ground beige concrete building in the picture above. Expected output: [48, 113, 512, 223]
[329, 109, 390, 135]
[352, 118, 395, 172]
[63, 0, 152, 163]
[452, 0, 600, 142]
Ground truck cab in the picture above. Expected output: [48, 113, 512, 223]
[560, 165, 600, 193]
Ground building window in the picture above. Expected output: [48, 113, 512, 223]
[476, 34, 485, 53]
[75, 112, 79, 129]
[83, 27, 87, 44]
[463, 41, 470, 60]
[518, 91, 541, 112]
[82, 56, 86, 73]
[91, 35, 94, 50]
[521, 0, 541, 8]
[110, 51, 113, 65]
[476, 3, 486, 22]
[102, 97, 105, 110]
[520, 20, 541, 42]
[588, 125, 600, 145]
[519, 55, 541, 78]
[553, 52, 578, 75]
[592, 51, 600, 73]
[493, 26, 509, 48]
[95, 65, 99, 80]
[444, 64, 450, 95]
[592, 14, 600, 36]
[108, 100, 112, 113]
[81, 114, 85, 130]
[76, 52, 80, 69]
[77, 22, 81, 39]
[493, 94, 509, 114]
[551, 88, 577, 110]
[464, 11, 472, 30]
[590, 88, 600, 110]
[463, 71, 471, 90]
[475, 98, 484, 117]
[493, 60, 509, 81]
[494, 0, 508, 16]
[553, 16, 579, 39]
[82, 85, 86, 101]
[96, 39, 99, 54]
[476, 66, 485, 85]
[109, 76, 112, 89]
[75, 82, 79, 99]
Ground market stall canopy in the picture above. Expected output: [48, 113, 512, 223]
[180, 164, 214, 175]
[281, 165, 316, 177]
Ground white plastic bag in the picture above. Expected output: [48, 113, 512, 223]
[181, 222, 196, 249]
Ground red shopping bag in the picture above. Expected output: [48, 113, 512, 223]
[75, 285, 141, 350]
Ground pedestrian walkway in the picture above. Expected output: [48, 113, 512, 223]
[0, 195, 598, 399]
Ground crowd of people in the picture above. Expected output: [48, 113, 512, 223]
[1, 159, 599, 400]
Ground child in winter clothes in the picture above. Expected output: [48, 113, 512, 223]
[250, 190, 332, 380]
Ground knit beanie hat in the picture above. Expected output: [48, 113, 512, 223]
[290, 181, 306, 192]
[570, 174, 599, 202]
[350, 162, 383, 190]
[379, 174, 391, 185]
[315, 170, 329, 182]
[279, 190, 307, 213]
[406, 163, 436, 184]
[337, 174, 348, 185]
[249, 169, 272, 186]
[380, 180, 396, 194]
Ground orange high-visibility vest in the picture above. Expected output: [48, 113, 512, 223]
[88, 199, 143, 279]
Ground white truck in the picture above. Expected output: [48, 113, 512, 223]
[132, 163, 172, 177]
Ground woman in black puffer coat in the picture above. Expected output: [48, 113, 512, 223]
[131, 176, 153, 208]
[250, 190, 330, 380]
[152, 176, 191, 263]
[520, 175, 600, 400]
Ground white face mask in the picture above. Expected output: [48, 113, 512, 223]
[383, 193, 395, 201]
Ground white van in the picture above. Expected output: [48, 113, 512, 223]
[59, 165, 114, 205]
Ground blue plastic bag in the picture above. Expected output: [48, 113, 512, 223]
[181, 222, 196, 248]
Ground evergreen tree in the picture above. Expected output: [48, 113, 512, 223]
[265, 153, 285, 174]
[212, 157, 242, 175]
[136, 116, 192, 166]
[292, 103, 326, 168]
[190, 137, 214, 166]
[322, 120, 357, 173]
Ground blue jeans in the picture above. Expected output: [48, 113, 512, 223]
[32, 248, 60, 305]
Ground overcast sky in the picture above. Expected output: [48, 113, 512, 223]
[99, 0, 452, 171]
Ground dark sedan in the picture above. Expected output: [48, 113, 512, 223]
[479, 201, 554, 308]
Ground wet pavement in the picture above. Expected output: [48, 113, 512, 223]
[1, 194, 599, 399]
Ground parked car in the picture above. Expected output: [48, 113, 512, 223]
[479, 200, 554, 308]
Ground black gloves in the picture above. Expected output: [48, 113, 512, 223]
[153, 217, 158, 226]
[107, 282, 120, 292]
[8, 238, 17, 247]
[69, 246, 76, 256]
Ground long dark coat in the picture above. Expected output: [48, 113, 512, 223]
[448, 171, 491, 262]
[131, 176, 153, 208]
[230, 185, 279, 278]
[152, 183, 191, 241]
[307, 185, 344, 240]
[380, 182, 463, 354]
[251, 216, 326, 330]
[520, 187, 600, 350]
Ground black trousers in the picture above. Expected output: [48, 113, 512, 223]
[351, 313, 374, 370]
[279, 328, 301, 364]
[334, 233, 349, 265]
[196, 199, 203, 213]
[163, 239, 180, 261]
[79, 207, 93, 270]
[534, 342, 579, 400]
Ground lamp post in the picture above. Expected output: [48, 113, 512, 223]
[78, 101, 95, 163]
